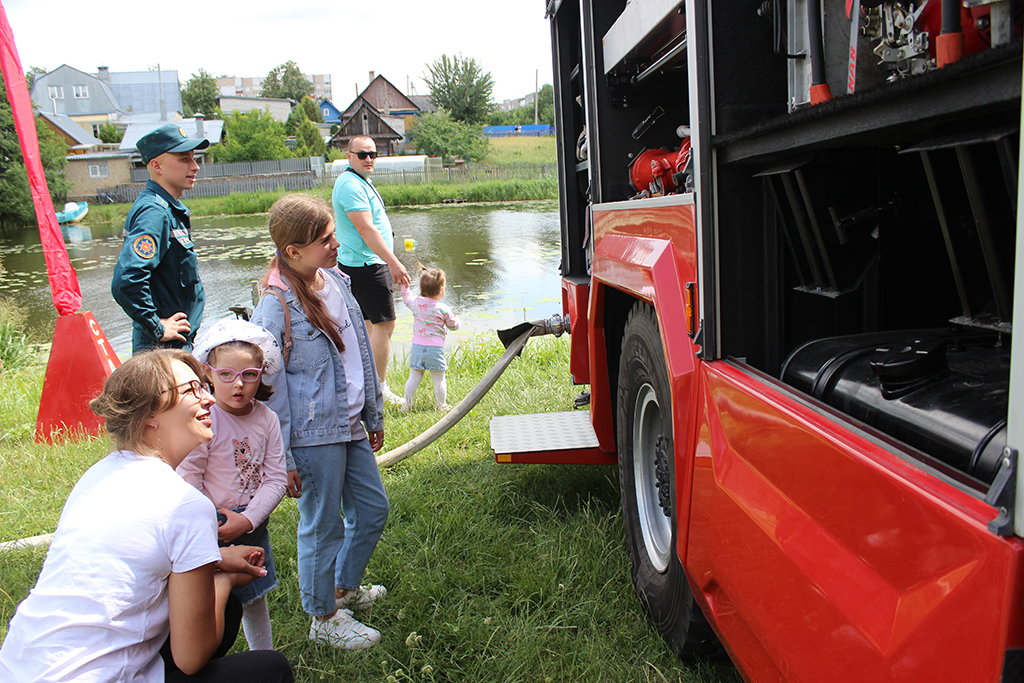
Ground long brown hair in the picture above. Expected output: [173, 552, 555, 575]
[89, 349, 203, 456]
[261, 194, 345, 351]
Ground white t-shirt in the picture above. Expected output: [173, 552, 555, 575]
[317, 269, 366, 438]
[0, 451, 221, 683]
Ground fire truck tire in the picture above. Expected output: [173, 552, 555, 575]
[617, 303, 722, 659]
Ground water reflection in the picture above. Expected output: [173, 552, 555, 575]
[0, 200, 563, 356]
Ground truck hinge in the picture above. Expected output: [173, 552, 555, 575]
[693, 322, 705, 360]
[985, 447, 1018, 537]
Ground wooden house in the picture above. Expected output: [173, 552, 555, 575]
[329, 98, 403, 155]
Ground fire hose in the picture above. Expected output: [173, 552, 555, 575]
[376, 314, 570, 468]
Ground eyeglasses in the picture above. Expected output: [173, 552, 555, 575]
[163, 379, 206, 400]
[210, 367, 264, 383]
[350, 150, 378, 160]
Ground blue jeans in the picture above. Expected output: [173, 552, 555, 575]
[292, 439, 389, 617]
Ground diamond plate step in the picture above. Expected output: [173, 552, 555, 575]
[490, 412, 615, 465]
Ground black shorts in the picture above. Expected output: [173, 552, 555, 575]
[340, 263, 396, 324]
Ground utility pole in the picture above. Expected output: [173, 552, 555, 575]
[157, 63, 166, 122]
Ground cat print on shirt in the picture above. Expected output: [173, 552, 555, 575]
[233, 437, 262, 497]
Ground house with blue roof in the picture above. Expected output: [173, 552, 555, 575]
[319, 99, 343, 124]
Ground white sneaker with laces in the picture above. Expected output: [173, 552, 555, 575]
[309, 609, 380, 649]
[382, 386, 404, 405]
[336, 584, 387, 611]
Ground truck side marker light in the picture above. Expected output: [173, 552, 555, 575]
[685, 282, 697, 338]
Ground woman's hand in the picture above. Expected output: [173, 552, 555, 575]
[218, 544, 266, 588]
[216, 508, 253, 543]
[369, 430, 384, 452]
[286, 469, 302, 498]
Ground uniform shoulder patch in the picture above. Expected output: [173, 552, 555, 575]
[132, 235, 157, 259]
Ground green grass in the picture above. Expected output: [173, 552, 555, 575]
[0, 335, 740, 683]
[83, 175, 557, 225]
[481, 137, 557, 166]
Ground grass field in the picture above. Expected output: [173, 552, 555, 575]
[481, 136, 557, 166]
[0, 333, 740, 683]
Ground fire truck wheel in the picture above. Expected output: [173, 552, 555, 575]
[617, 303, 721, 659]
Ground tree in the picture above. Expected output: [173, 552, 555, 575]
[98, 122, 123, 143]
[285, 97, 323, 136]
[300, 96, 323, 123]
[0, 72, 70, 228]
[25, 66, 47, 94]
[409, 109, 490, 162]
[207, 109, 292, 163]
[487, 84, 555, 127]
[294, 119, 327, 158]
[181, 69, 219, 118]
[262, 61, 312, 102]
[284, 101, 307, 137]
[423, 54, 494, 124]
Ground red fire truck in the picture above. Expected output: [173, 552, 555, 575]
[490, 0, 1024, 680]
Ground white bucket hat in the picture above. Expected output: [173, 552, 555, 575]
[191, 318, 283, 376]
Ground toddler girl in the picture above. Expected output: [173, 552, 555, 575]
[400, 266, 461, 411]
[177, 318, 288, 651]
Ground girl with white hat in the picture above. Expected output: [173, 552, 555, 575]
[176, 318, 288, 651]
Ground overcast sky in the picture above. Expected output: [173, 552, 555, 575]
[2, 0, 554, 104]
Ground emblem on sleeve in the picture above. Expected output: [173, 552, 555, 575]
[132, 235, 157, 259]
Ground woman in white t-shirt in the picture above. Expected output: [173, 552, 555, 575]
[0, 350, 294, 683]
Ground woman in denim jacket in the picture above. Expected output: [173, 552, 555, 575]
[250, 195, 389, 650]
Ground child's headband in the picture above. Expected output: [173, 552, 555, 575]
[191, 318, 283, 376]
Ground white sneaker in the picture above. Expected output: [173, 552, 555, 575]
[336, 584, 387, 611]
[309, 609, 380, 649]
[382, 386, 404, 406]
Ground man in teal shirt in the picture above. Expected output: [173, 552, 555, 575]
[112, 123, 209, 354]
[332, 135, 410, 403]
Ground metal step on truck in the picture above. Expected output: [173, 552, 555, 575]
[490, 0, 1024, 680]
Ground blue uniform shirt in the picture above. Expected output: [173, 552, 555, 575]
[111, 179, 205, 353]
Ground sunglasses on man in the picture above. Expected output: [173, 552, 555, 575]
[350, 150, 378, 160]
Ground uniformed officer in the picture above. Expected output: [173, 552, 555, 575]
[112, 123, 210, 354]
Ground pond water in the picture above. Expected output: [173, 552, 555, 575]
[0, 200, 564, 356]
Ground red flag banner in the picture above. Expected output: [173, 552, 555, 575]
[0, 1, 82, 315]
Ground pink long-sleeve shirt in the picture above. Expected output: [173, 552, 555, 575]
[176, 401, 287, 530]
[401, 284, 461, 347]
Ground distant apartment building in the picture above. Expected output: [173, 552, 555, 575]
[215, 76, 265, 98]
[215, 74, 331, 101]
[497, 92, 536, 113]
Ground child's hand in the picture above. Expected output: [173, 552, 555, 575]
[286, 470, 302, 499]
[369, 430, 384, 453]
[218, 545, 266, 588]
[216, 508, 254, 543]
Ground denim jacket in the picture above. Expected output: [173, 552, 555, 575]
[250, 267, 384, 471]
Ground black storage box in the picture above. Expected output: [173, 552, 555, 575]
[780, 330, 1009, 484]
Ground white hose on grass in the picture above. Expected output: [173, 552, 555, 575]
[375, 324, 534, 469]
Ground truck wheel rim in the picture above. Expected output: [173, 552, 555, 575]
[633, 382, 671, 573]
